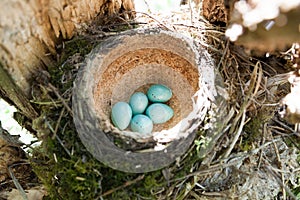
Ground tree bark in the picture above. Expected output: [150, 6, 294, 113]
[202, 0, 230, 26]
[0, 63, 38, 120]
[0, 1, 134, 194]
[0, 0, 135, 101]
[0, 122, 29, 193]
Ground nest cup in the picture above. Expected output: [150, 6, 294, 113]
[94, 30, 199, 140]
[73, 29, 214, 173]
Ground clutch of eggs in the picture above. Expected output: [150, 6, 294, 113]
[111, 84, 174, 134]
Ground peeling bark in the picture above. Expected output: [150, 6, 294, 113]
[0, 122, 27, 191]
[0, 63, 38, 119]
[202, 0, 230, 26]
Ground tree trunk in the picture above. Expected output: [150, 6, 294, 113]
[0, 1, 134, 197]
[0, 0, 134, 109]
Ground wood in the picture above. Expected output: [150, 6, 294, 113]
[0, 63, 38, 120]
[0, 0, 135, 97]
[0, 122, 26, 191]
[202, 0, 231, 26]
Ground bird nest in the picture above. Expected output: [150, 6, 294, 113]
[72, 28, 218, 173]
[28, 5, 300, 198]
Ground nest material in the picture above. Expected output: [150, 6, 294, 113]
[31, 4, 300, 198]
[132, 6, 300, 199]
[72, 28, 217, 173]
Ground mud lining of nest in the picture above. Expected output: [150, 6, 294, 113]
[94, 48, 199, 135]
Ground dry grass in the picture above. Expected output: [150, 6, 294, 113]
[131, 5, 300, 199]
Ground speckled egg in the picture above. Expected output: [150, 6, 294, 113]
[147, 84, 172, 103]
[146, 103, 174, 124]
[129, 92, 149, 115]
[111, 102, 132, 130]
[130, 114, 153, 134]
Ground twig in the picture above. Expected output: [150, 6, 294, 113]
[188, 0, 194, 24]
[170, 137, 282, 183]
[45, 119, 71, 157]
[47, 83, 73, 116]
[100, 21, 147, 30]
[271, 118, 300, 150]
[223, 109, 246, 158]
[252, 62, 263, 98]
[132, 11, 173, 31]
[265, 165, 297, 200]
[101, 175, 145, 197]
[142, 0, 151, 13]
[217, 38, 230, 70]
[30, 100, 62, 106]
[272, 118, 295, 132]
[271, 129, 300, 150]
[257, 123, 267, 169]
[8, 163, 29, 200]
[223, 61, 262, 158]
[53, 107, 66, 139]
[270, 134, 286, 200]
[55, 135, 71, 157]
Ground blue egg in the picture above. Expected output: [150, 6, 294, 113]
[129, 92, 148, 115]
[147, 84, 172, 103]
[130, 114, 153, 134]
[146, 103, 174, 124]
[111, 102, 132, 130]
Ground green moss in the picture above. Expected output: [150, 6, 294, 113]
[143, 171, 164, 190]
[28, 33, 164, 199]
[46, 37, 95, 95]
[241, 108, 274, 151]
[30, 114, 200, 199]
